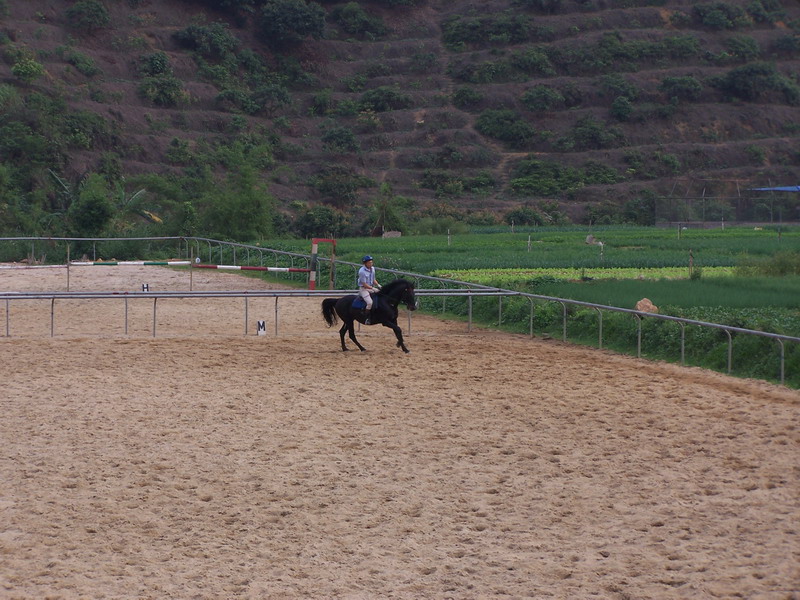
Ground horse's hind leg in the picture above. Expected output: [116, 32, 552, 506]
[347, 321, 366, 352]
[338, 323, 349, 351]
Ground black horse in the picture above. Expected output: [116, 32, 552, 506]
[322, 278, 417, 353]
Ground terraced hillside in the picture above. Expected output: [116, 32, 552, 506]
[1, 0, 799, 238]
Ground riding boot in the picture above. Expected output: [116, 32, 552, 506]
[364, 307, 372, 325]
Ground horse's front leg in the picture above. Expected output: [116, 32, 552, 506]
[383, 321, 410, 353]
[348, 320, 367, 352]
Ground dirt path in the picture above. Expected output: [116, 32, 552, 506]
[1, 265, 798, 598]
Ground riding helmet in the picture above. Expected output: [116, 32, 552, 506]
[362, 255, 373, 263]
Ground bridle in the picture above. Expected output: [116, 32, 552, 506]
[402, 285, 417, 310]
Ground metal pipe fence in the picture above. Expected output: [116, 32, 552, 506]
[1, 236, 798, 386]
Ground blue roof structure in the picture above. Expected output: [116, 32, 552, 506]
[750, 186, 800, 192]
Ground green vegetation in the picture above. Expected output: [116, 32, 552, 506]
[475, 109, 537, 149]
[330, 2, 387, 40]
[257, 0, 326, 49]
[65, 0, 110, 33]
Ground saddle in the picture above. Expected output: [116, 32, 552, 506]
[353, 293, 379, 311]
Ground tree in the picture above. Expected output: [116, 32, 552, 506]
[294, 205, 348, 238]
[200, 165, 275, 240]
[67, 174, 114, 236]
[368, 183, 409, 235]
[258, 0, 326, 49]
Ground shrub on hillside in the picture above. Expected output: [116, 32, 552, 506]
[408, 51, 438, 73]
[139, 51, 171, 77]
[359, 86, 413, 112]
[139, 75, 188, 107]
[331, 2, 387, 39]
[216, 89, 259, 114]
[508, 47, 556, 76]
[520, 85, 564, 112]
[771, 34, 800, 57]
[447, 59, 517, 84]
[510, 159, 583, 196]
[441, 12, 530, 51]
[693, 2, 750, 30]
[372, 0, 420, 5]
[475, 109, 537, 149]
[505, 205, 544, 226]
[610, 96, 633, 121]
[514, 0, 563, 14]
[65, 0, 110, 33]
[725, 35, 761, 61]
[321, 125, 359, 152]
[173, 22, 239, 58]
[659, 75, 702, 102]
[713, 61, 800, 105]
[597, 73, 639, 100]
[251, 83, 291, 116]
[559, 116, 624, 151]
[61, 48, 101, 77]
[11, 57, 45, 83]
[258, 0, 325, 49]
[451, 87, 484, 110]
[746, 0, 786, 25]
[311, 165, 373, 209]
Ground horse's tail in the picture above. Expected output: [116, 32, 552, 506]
[322, 298, 339, 327]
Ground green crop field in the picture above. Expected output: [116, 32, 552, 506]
[265, 224, 798, 273]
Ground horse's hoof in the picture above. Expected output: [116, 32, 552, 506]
[402, 348, 410, 354]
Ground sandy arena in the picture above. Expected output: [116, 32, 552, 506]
[1, 264, 798, 599]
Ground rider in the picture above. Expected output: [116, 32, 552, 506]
[357, 255, 381, 324]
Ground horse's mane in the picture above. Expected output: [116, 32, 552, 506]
[378, 278, 412, 296]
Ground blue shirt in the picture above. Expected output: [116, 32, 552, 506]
[357, 265, 376, 288]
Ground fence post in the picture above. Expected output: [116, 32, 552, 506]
[635, 315, 642, 358]
[725, 329, 732, 374]
[594, 307, 603, 349]
[680, 322, 685, 365]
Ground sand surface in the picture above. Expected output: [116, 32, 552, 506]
[1, 264, 798, 599]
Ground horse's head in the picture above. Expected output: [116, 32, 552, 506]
[401, 281, 417, 311]
[379, 279, 417, 311]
